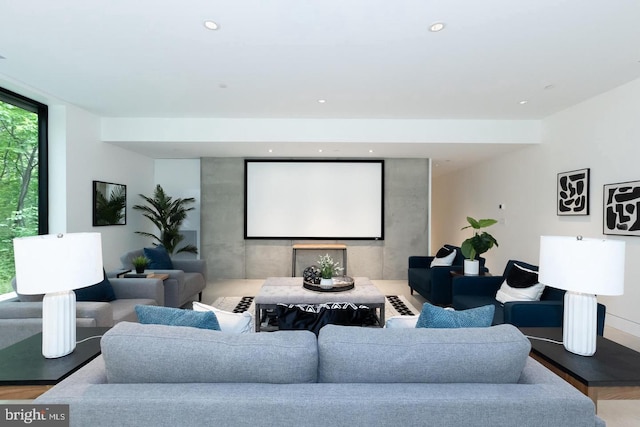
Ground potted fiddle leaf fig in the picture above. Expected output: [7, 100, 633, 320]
[460, 216, 499, 275]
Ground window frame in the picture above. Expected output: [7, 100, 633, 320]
[0, 86, 48, 235]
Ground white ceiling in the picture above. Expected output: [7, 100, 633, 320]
[1, 0, 640, 173]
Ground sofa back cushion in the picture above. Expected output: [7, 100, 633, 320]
[317, 324, 530, 384]
[120, 249, 144, 270]
[101, 322, 318, 384]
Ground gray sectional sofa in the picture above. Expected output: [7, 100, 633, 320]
[120, 249, 206, 308]
[35, 322, 604, 427]
[0, 277, 163, 350]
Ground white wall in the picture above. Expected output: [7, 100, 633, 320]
[48, 104, 156, 270]
[433, 77, 640, 338]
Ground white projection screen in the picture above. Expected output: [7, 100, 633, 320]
[245, 160, 384, 240]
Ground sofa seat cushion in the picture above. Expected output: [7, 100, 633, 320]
[101, 322, 318, 384]
[317, 324, 530, 384]
[408, 268, 432, 292]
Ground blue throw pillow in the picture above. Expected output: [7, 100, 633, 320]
[75, 270, 117, 302]
[135, 305, 221, 330]
[416, 302, 495, 328]
[143, 245, 174, 269]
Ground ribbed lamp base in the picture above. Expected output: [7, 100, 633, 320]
[563, 291, 597, 356]
[42, 290, 76, 358]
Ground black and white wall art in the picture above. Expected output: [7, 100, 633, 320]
[604, 180, 640, 236]
[557, 168, 590, 216]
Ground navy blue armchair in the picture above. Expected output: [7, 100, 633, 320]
[452, 259, 606, 335]
[408, 244, 486, 306]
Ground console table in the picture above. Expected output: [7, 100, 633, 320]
[291, 244, 347, 277]
[521, 327, 640, 410]
[0, 327, 109, 399]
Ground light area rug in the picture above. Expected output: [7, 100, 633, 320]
[211, 295, 420, 320]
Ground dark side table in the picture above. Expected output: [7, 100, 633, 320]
[520, 327, 640, 411]
[0, 327, 109, 399]
[449, 270, 492, 278]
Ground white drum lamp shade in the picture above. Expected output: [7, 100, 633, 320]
[13, 233, 103, 358]
[538, 236, 625, 356]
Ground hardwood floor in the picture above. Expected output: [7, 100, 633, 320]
[204, 278, 640, 426]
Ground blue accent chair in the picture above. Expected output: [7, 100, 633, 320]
[408, 244, 487, 306]
[451, 259, 606, 335]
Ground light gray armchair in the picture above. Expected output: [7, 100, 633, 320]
[120, 249, 207, 308]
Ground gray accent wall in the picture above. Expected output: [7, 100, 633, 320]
[201, 158, 429, 280]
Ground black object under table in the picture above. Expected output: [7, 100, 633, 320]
[521, 327, 640, 410]
[0, 327, 109, 399]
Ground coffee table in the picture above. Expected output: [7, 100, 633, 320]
[521, 327, 640, 410]
[0, 327, 109, 399]
[254, 277, 385, 332]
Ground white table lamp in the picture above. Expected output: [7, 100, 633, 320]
[538, 236, 625, 356]
[13, 233, 103, 358]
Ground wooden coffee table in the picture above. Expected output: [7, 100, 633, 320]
[254, 276, 385, 332]
[521, 327, 640, 410]
[0, 327, 109, 399]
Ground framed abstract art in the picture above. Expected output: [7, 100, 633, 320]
[557, 168, 590, 216]
[603, 180, 640, 236]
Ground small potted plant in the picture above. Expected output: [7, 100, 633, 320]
[317, 253, 344, 289]
[460, 216, 499, 275]
[131, 255, 150, 274]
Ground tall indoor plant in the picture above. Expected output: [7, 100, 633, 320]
[460, 216, 498, 275]
[133, 185, 198, 255]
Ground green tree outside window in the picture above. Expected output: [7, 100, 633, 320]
[0, 99, 40, 294]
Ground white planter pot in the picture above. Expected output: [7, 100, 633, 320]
[464, 259, 479, 276]
[319, 278, 334, 289]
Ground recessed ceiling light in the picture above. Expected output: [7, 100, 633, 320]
[318, 149, 323, 153]
[519, 100, 528, 105]
[204, 20, 219, 30]
[268, 149, 273, 153]
[429, 22, 446, 32]
[369, 149, 374, 153]
[317, 99, 326, 104]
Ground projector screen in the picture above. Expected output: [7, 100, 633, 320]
[245, 160, 384, 240]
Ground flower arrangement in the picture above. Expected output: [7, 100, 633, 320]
[317, 253, 344, 279]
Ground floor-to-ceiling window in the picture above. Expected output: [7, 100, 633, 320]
[0, 87, 48, 296]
